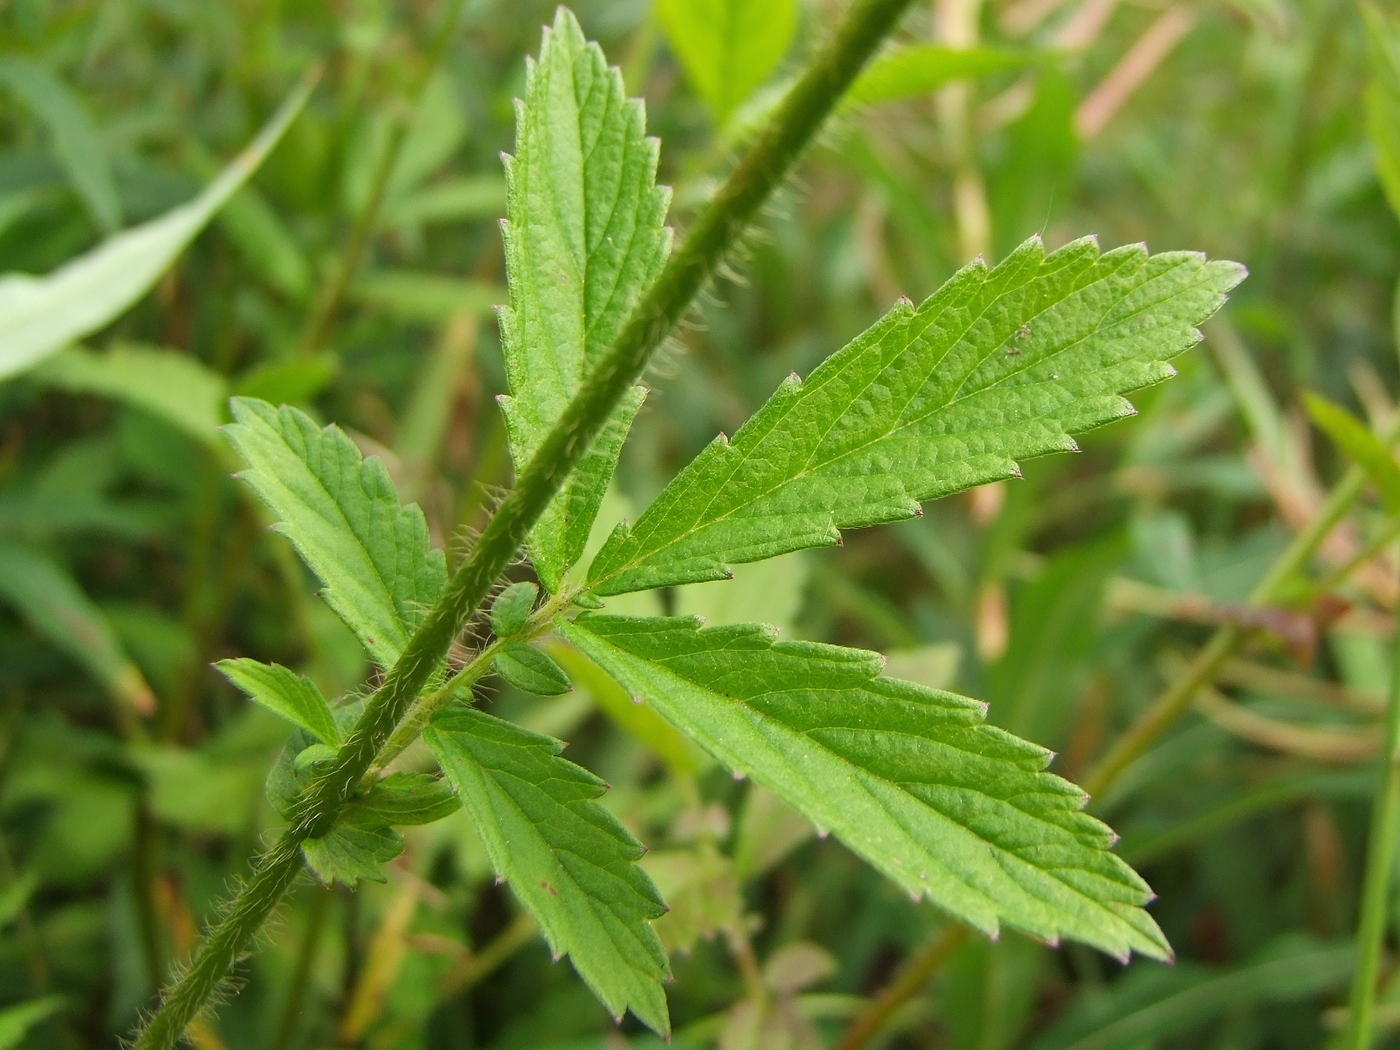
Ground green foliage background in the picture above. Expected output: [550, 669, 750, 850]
[0, 0, 1397, 1048]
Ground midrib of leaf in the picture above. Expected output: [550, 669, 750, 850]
[587, 238, 1243, 594]
[560, 614, 1169, 960]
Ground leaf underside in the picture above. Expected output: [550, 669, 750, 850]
[498, 8, 670, 592]
[559, 614, 1171, 962]
[224, 398, 446, 669]
[425, 706, 671, 1035]
[587, 236, 1245, 596]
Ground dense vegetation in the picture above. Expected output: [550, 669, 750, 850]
[0, 1, 1398, 1048]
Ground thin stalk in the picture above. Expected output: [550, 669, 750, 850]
[1343, 561, 1400, 1050]
[832, 924, 968, 1050]
[297, 0, 467, 356]
[131, 3, 915, 1046]
[271, 887, 331, 1050]
[1083, 434, 1392, 800]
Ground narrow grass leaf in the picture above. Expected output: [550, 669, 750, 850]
[656, 0, 797, 124]
[1304, 392, 1400, 513]
[424, 706, 670, 1034]
[847, 45, 1032, 106]
[588, 237, 1244, 595]
[0, 57, 120, 233]
[223, 398, 447, 669]
[499, 9, 670, 592]
[1365, 5, 1400, 223]
[0, 76, 311, 381]
[559, 614, 1171, 961]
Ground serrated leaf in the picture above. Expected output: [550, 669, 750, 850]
[33, 343, 228, 446]
[498, 9, 670, 592]
[301, 808, 404, 887]
[587, 237, 1244, 595]
[559, 614, 1170, 962]
[495, 643, 572, 696]
[1304, 392, 1400, 513]
[223, 398, 447, 669]
[424, 706, 670, 1034]
[0, 78, 309, 381]
[216, 658, 341, 745]
[656, 0, 797, 124]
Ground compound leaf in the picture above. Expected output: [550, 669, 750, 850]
[224, 398, 446, 669]
[656, 0, 797, 124]
[587, 237, 1244, 596]
[498, 9, 670, 592]
[216, 658, 341, 745]
[424, 706, 670, 1035]
[559, 614, 1170, 962]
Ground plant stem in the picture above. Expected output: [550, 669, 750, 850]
[1083, 440, 1388, 800]
[832, 924, 968, 1050]
[1343, 560, 1400, 1050]
[297, 0, 466, 357]
[131, 2, 915, 1045]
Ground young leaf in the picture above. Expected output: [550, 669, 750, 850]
[0, 77, 311, 381]
[216, 658, 341, 745]
[495, 643, 572, 696]
[223, 398, 447, 669]
[424, 707, 670, 1034]
[559, 614, 1170, 961]
[357, 772, 459, 826]
[587, 237, 1245, 596]
[1303, 392, 1400, 513]
[498, 9, 670, 593]
[0, 57, 120, 233]
[490, 581, 539, 638]
[656, 0, 797, 124]
[301, 809, 404, 887]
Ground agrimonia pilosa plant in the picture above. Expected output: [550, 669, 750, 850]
[134, 2, 1243, 1045]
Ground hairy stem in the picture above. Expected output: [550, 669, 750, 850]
[132, 2, 915, 1045]
[1343, 561, 1400, 1050]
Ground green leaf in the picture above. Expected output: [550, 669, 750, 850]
[495, 643, 572, 696]
[0, 541, 154, 716]
[0, 56, 120, 233]
[491, 581, 540, 638]
[656, 0, 798, 124]
[846, 45, 1032, 107]
[218, 184, 311, 300]
[223, 398, 447, 669]
[358, 772, 459, 826]
[233, 355, 337, 406]
[301, 808, 404, 887]
[349, 269, 502, 323]
[0, 77, 310, 381]
[499, 9, 670, 592]
[587, 237, 1245, 596]
[559, 614, 1170, 961]
[384, 174, 507, 228]
[215, 658, 341, 745]
[1304, 392, 1400, 513]
[32, 343, 228, 446]
[0, 995, 64, 1050]
[424, 707, 670, 1033]
[1365, 4, 1400, 223]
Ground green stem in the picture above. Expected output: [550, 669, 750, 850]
[297, 0, 467, 356]
[1344, 561, 1400, 1050]
[131, 2, 915, 1046]
[832, 924, 968, 1050]
[1083, 435, 1393, 800]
